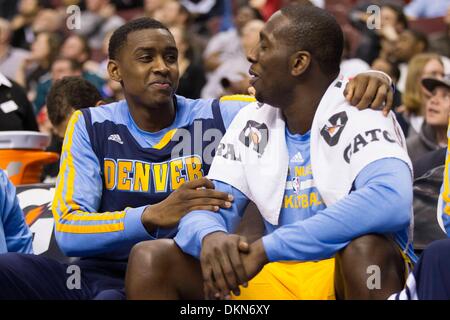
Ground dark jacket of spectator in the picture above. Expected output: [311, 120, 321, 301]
[407, 122, 445, 163]
[0, 73, 38, 131]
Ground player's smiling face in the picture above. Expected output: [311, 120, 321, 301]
[112, 28, 179, 109]
[247, 12, 293, 108]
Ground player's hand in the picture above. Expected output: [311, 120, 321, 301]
[344, 71, 394, 116]
[141, 177, 233, 231]
[200, 231, 250, 300]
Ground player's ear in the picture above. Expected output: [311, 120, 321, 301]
[290, 50, 311, 77]
[108, 59, 122, 83]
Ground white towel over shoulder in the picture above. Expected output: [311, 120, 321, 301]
[208, 78, 412, 226]
[207, 102, 288, 225]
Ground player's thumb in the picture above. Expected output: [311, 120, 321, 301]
[238, 237, 249, 252]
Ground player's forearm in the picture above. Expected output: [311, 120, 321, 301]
[262, 158, 412, 262]
[174, 180, 249, 258]
[54, 206, 152, 257]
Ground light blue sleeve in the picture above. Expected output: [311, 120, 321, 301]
[0, 170, 33, 254]
[262, 158, 412, 261]
[219, 97, 254, 129]
[52, 111, 153, 257]
[404, 0, 426, 17]
[174, 180, 250, 258]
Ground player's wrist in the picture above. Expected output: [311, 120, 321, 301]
[141, 205, 159, 233]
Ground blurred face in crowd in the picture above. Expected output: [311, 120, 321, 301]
[144, 0, 166, 15]
[33, 9, 62, 33]
[421, 58, 445, 98]
[154, 1, 182, 27]
[372, 58, 398, 83]
[380, 6, 404, 33]
[247, 12, 294, 108]
[235, 6, 258, 33]
[31, 33, 51, 60]
[61, 35, 88, 63]
[19, 0, 40, 17]
[86, 0, 108, 12]
[108, 28, 179, 108]
[51, 59, 82, 81]
[422, 59, 445, 80]
[0, 19, 11, 45]
[241, 20, 265, 56]
[395, 31, 425, 63]
[425, 86, 450, 128]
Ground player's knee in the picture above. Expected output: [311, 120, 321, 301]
[338, 234, 398, 268]
[128, 239, 176, 273]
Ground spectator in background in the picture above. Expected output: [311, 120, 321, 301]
[404, 0, 450, 19]
[10, 0, 41, 50]
[371, 57, 408, 134]
[203, 5, 261, 74]
[154, 0, 191, 29]
[46, 76, 103, 139]
[0, 72, 38, 131]
[31, 8, 64, 35]
[393, 29, 428, 92]
[350, 2, 408, 65]
[33, 57, 83, 113]
[201, 19, 264, 98]
[406, 75, 450, 163]
[15, 31, 61, 101]
[42, 76, 104, 181]
[171, 26, 206, 99]
[139, 0, 168, 19]
[75, 0, 124, 50]
[430, 7, 450, 58]
[340, 35, 370, 79]
[0, 18, 30, 80]
[400, 53, 445, 138]
[0, 169, 33, 254]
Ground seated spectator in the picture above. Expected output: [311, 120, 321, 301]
[34, 57, 105, 113]
[201, 19, 264, 98]
[350, 2, 408, 65]
[15, 31, 61, 101]
[31, 8, 64, 35]
[0, 168, 33, 254]
[0, 71, 38, 131]
[10, 0, 41, 50]
[407, 75, 450, 162]
[46, 76, 103, 138]
[0, 18, 30, 80]
[399, 53, 445, 138]
[171, 26, 206, 99]
[203, 5, 261, 74]
[74, 0, 125, 50]
[393, 29, 428, 92]
[60, 34, 100, 75]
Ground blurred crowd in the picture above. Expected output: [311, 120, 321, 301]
[0, 0, 449, 181]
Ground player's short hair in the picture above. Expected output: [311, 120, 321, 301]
[108, 17, 171, 60]
[279, 4, 344, 76]
[46, 76, 101, 127]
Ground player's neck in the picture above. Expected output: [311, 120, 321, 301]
[283, 75, 335, 135]
[127, 97, 176, 133]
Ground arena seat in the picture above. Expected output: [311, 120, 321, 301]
[0, 131, 59, 186]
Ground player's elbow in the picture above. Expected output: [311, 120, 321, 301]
[55, 231, 91, 257]
[374, 181, 412, 231]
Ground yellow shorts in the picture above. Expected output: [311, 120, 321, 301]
[232, 258, 336, 300]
